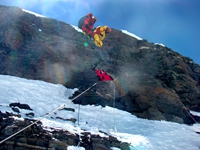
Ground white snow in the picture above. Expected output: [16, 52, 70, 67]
[22, 9, 167, 48]
[121, 30, 143, 40]
[155, 43, 165, 47]
[71, 25, 83, 33]
[71, 25, 143, 42]
[1, 9, 199, 150]
[0, 75, 200, 150]
[68, 146, 85, 150]
[191, 111, 200, 117]
[22, 9, 45, 18]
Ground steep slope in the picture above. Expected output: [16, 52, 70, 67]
[0, 5, 200, 124]
[0, 75, 200, 150]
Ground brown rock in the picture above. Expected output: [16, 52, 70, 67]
[0, 5, 199, 125]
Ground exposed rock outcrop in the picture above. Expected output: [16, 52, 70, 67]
[0, 111, 130, 150]
[0, 5, 200, 124]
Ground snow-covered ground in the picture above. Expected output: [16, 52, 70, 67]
[0, 9, 199, 150]
[0, 75, 200, 150]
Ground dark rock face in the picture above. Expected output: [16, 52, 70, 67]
[0, 111, 130, 150]
[0, 5, 200, 125]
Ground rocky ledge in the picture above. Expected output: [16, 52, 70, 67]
[0, 111, 130, 150]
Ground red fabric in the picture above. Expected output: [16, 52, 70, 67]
[92, 26, 108, 39]
[82, 13, 95, 36]
[95, 70, 113, 81]
[94, 26, 101, 35]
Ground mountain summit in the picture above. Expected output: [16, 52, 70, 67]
[0, 5, 200, 125]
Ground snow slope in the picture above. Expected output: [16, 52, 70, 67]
[0, 75, 200, 150]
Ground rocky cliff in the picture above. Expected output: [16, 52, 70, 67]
[0, 110, 130, 150]
[0, 5, 200, 124]
[1, 5, 200, 150]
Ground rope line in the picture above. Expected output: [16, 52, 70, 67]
[71, 83, 97, 102]
[1, 79, 198, 146]
[0, 104, 65, 144]
[158, 91, 200, 125]
[75, 82, 97, 147]
[112, 81, 117, 133]
[180, 101, 199, 124]
[0, 83, 97, 145]
[77, 102, 81, 126]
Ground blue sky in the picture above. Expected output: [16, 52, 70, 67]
[0, 0, 200, 64]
